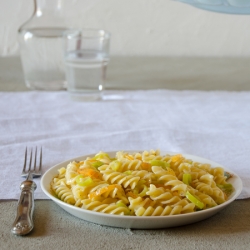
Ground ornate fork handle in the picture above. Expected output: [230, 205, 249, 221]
[11, 180, 37, 236]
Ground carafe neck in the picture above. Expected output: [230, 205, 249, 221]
[34, 0, 64, 18]
[19, 0, 66, 31]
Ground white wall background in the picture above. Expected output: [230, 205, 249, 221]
[1, 0, 250, 57]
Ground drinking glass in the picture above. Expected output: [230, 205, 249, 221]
[63, 29, 110, 101]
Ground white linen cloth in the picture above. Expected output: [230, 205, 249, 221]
[0, 90, 249, 200]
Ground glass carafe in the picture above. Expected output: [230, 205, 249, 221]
[18, 0, 68, 90]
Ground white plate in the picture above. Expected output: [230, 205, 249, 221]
[41, 151, 243, 229]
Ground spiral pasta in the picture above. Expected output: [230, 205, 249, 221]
[146, 184, 182, 205]
[52, 183, 76, 205]
[50, 150, 234, 216]
[82, 199, 130, 215]
[101, 169, 141, 189]
[65, 162, 79, 185]
[98, 159, 144, 172]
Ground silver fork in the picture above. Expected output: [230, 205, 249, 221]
[11, 147, 42, 236]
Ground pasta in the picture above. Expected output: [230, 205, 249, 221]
[50, 150, 234, 216]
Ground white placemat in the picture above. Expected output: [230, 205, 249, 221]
[0, 90, 249, 199]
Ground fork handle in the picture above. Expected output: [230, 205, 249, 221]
[11, 180, 37, 236]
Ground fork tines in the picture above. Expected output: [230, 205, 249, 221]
[22, 147, 42, 177]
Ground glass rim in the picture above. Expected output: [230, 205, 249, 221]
[63, 29, 110, 40]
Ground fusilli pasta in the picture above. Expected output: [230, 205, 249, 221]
[50, 150, 234, 216]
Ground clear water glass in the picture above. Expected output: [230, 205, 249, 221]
[63, 29, 110, 101]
